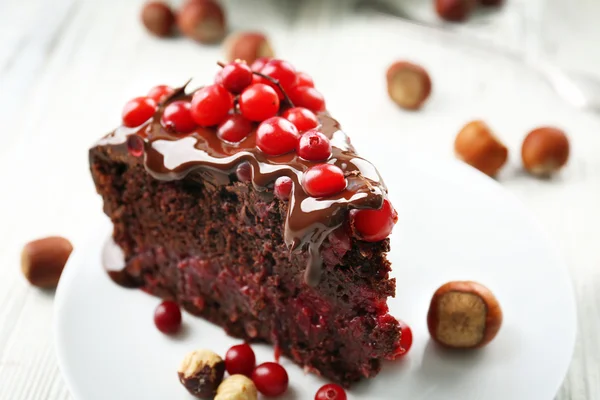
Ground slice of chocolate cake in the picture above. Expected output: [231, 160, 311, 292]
[90, 59, 404, 386]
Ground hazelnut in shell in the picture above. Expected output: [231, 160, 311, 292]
[386, 61, 431, 110]
[177, 0, 226, 44]
[454, 120, 508, 176]
[224, 32, 274, 65]
[21, 236, 73, 288]
[141, 1, 175, 37]
[521, 127, 569, 177]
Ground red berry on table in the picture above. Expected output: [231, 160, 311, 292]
[190, 84, 232, 127]
[289, 86, 326, 112]
[302, 164, 347, 198]
[221, 61, 253, 94]
[154, 300, 182, 334]
[282, 107, 318, 132]
[256, 117, 299, 156]
[274, 176, 293, 200]
[122, 97, 157, 128]
[147, 84, 174, 103]
[315, 383, 347, 400]
[217, 114, 253, 143]
[296, 71, 315, 88]
[297, 129, 332, 161]
[251, 56, 272, 71]
[252, 362, 289, 397]
[394, 319, 414, 358]
[350, 199, 398, 242]
[225, 343, 256, 377]
[161, 100, 197, 133]
[259, 59, 298, 94]
[239, 83, 280, 122]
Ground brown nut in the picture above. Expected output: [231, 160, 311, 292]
[178, 349, 226, 399]
[386, 61, 432, 111]
[21, 236, 73, 288]
[521, 127, 570, 177]
[224, 32, 274, 65]
[435, 0, 477, 22]
[177, 0, 226, 44]
[215, 375, 258, 400]
[454, 120, 508, 176]
[427, 281, 502, 349]
[141, 1, 175, 37]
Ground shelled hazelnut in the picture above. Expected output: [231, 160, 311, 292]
[177, 0, 226, 44]
[521, 127, 569, 177]
[224, 32, 274, 64]
[386, 61, 431, 110]
[454, 120, 508, 176]
[141, 1, 175, 37]
[427, 281, 502, 348]
[215, 375, 258, 400]
[178, 349, 226, 399]
[21, 236, 73, 288]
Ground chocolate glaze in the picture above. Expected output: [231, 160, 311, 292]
[97, 87, 388, 286]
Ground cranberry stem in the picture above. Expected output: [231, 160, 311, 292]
[217, 61, 295, 108]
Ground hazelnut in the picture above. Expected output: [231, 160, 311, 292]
[178, 349, 226, 399]
[177, 0, 226, 44]
[521, 127, 570, 177]
[141, 1, 175, 37]
[427, 281, 502, 349]
[21, 236, 73, 288]
[386, 61, 432, 110]
[224, 32, 274, 65]
[215, 375, 258, 400]
[454, 120, 508, 176]
[435, 0, 477, 22]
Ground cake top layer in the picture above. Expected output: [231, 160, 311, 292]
[95, 59, 397, 285]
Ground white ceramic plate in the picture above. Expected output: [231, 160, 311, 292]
[54, 155, 576, 400]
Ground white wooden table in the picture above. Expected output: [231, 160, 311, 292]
[1, 0, 599, 398]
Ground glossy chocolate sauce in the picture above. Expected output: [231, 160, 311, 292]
[98, 87, 388, 286]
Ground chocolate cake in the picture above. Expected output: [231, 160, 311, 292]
[90, 59, 404, 387]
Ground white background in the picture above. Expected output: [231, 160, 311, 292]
[0, 0, 599, 398]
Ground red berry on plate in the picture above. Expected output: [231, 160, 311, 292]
[282, 107, 318, 132]
[274, 176, 293, 200]
[297, 129, 332, 161]
[122, 97, 157, 128]
[259, 59, 297, 95]
[289, 86, 326, 112]
[296, 71, 315, 88]
[221, 61, 253, 94]
[239, 83, 280, 122]
[217, 114, 253, 143]
[251, 56, 272, 71]
[190, 84, 233, 127]
[350, 199, 398, 242]
[225, 343, 256, 377]
[302, 164, 346, 198]
[315, 383, 347, 400]
[126, 134, 144, 157]
[154, 300, 182, 334]
[256, 117, 299, 156]
[252, 362, 289, 397]
[394, 319, 413, 357]
[161, 100, 197, 133]
[147, 85, 174, 103]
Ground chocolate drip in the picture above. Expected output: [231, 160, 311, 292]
[97, 89, 387, 286]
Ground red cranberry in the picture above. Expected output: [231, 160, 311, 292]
[225, 343, 256, 377]
[251, 56, 271, 71]
[221, 61, 253, 94]
[161, 100, 197, 133]
[122, 97, 157, 127]
[289, 86, 326, 112]
[274, 176, 293, 200]
[296, 71, 315, 88]
[256, 117, 299, 156]
[302, 164, 346, 198]
[282, 107, 318, 132]
[350, 199, 398, 242]
[297, 130, 332, 161]
[394, 319, 413, 357]
[217, 114, 253, 143]
[236, 162, 252, 182]
[252, 362, 289, 397]
[154, 300, 182, 334]
[239, 83, 280, 122]
[315, 384, 347, 400]
[126, 134, 144, 157]
[190, 84, 232, 127]
[147, 85, 174, 103]
[259, 59, 297, 96]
